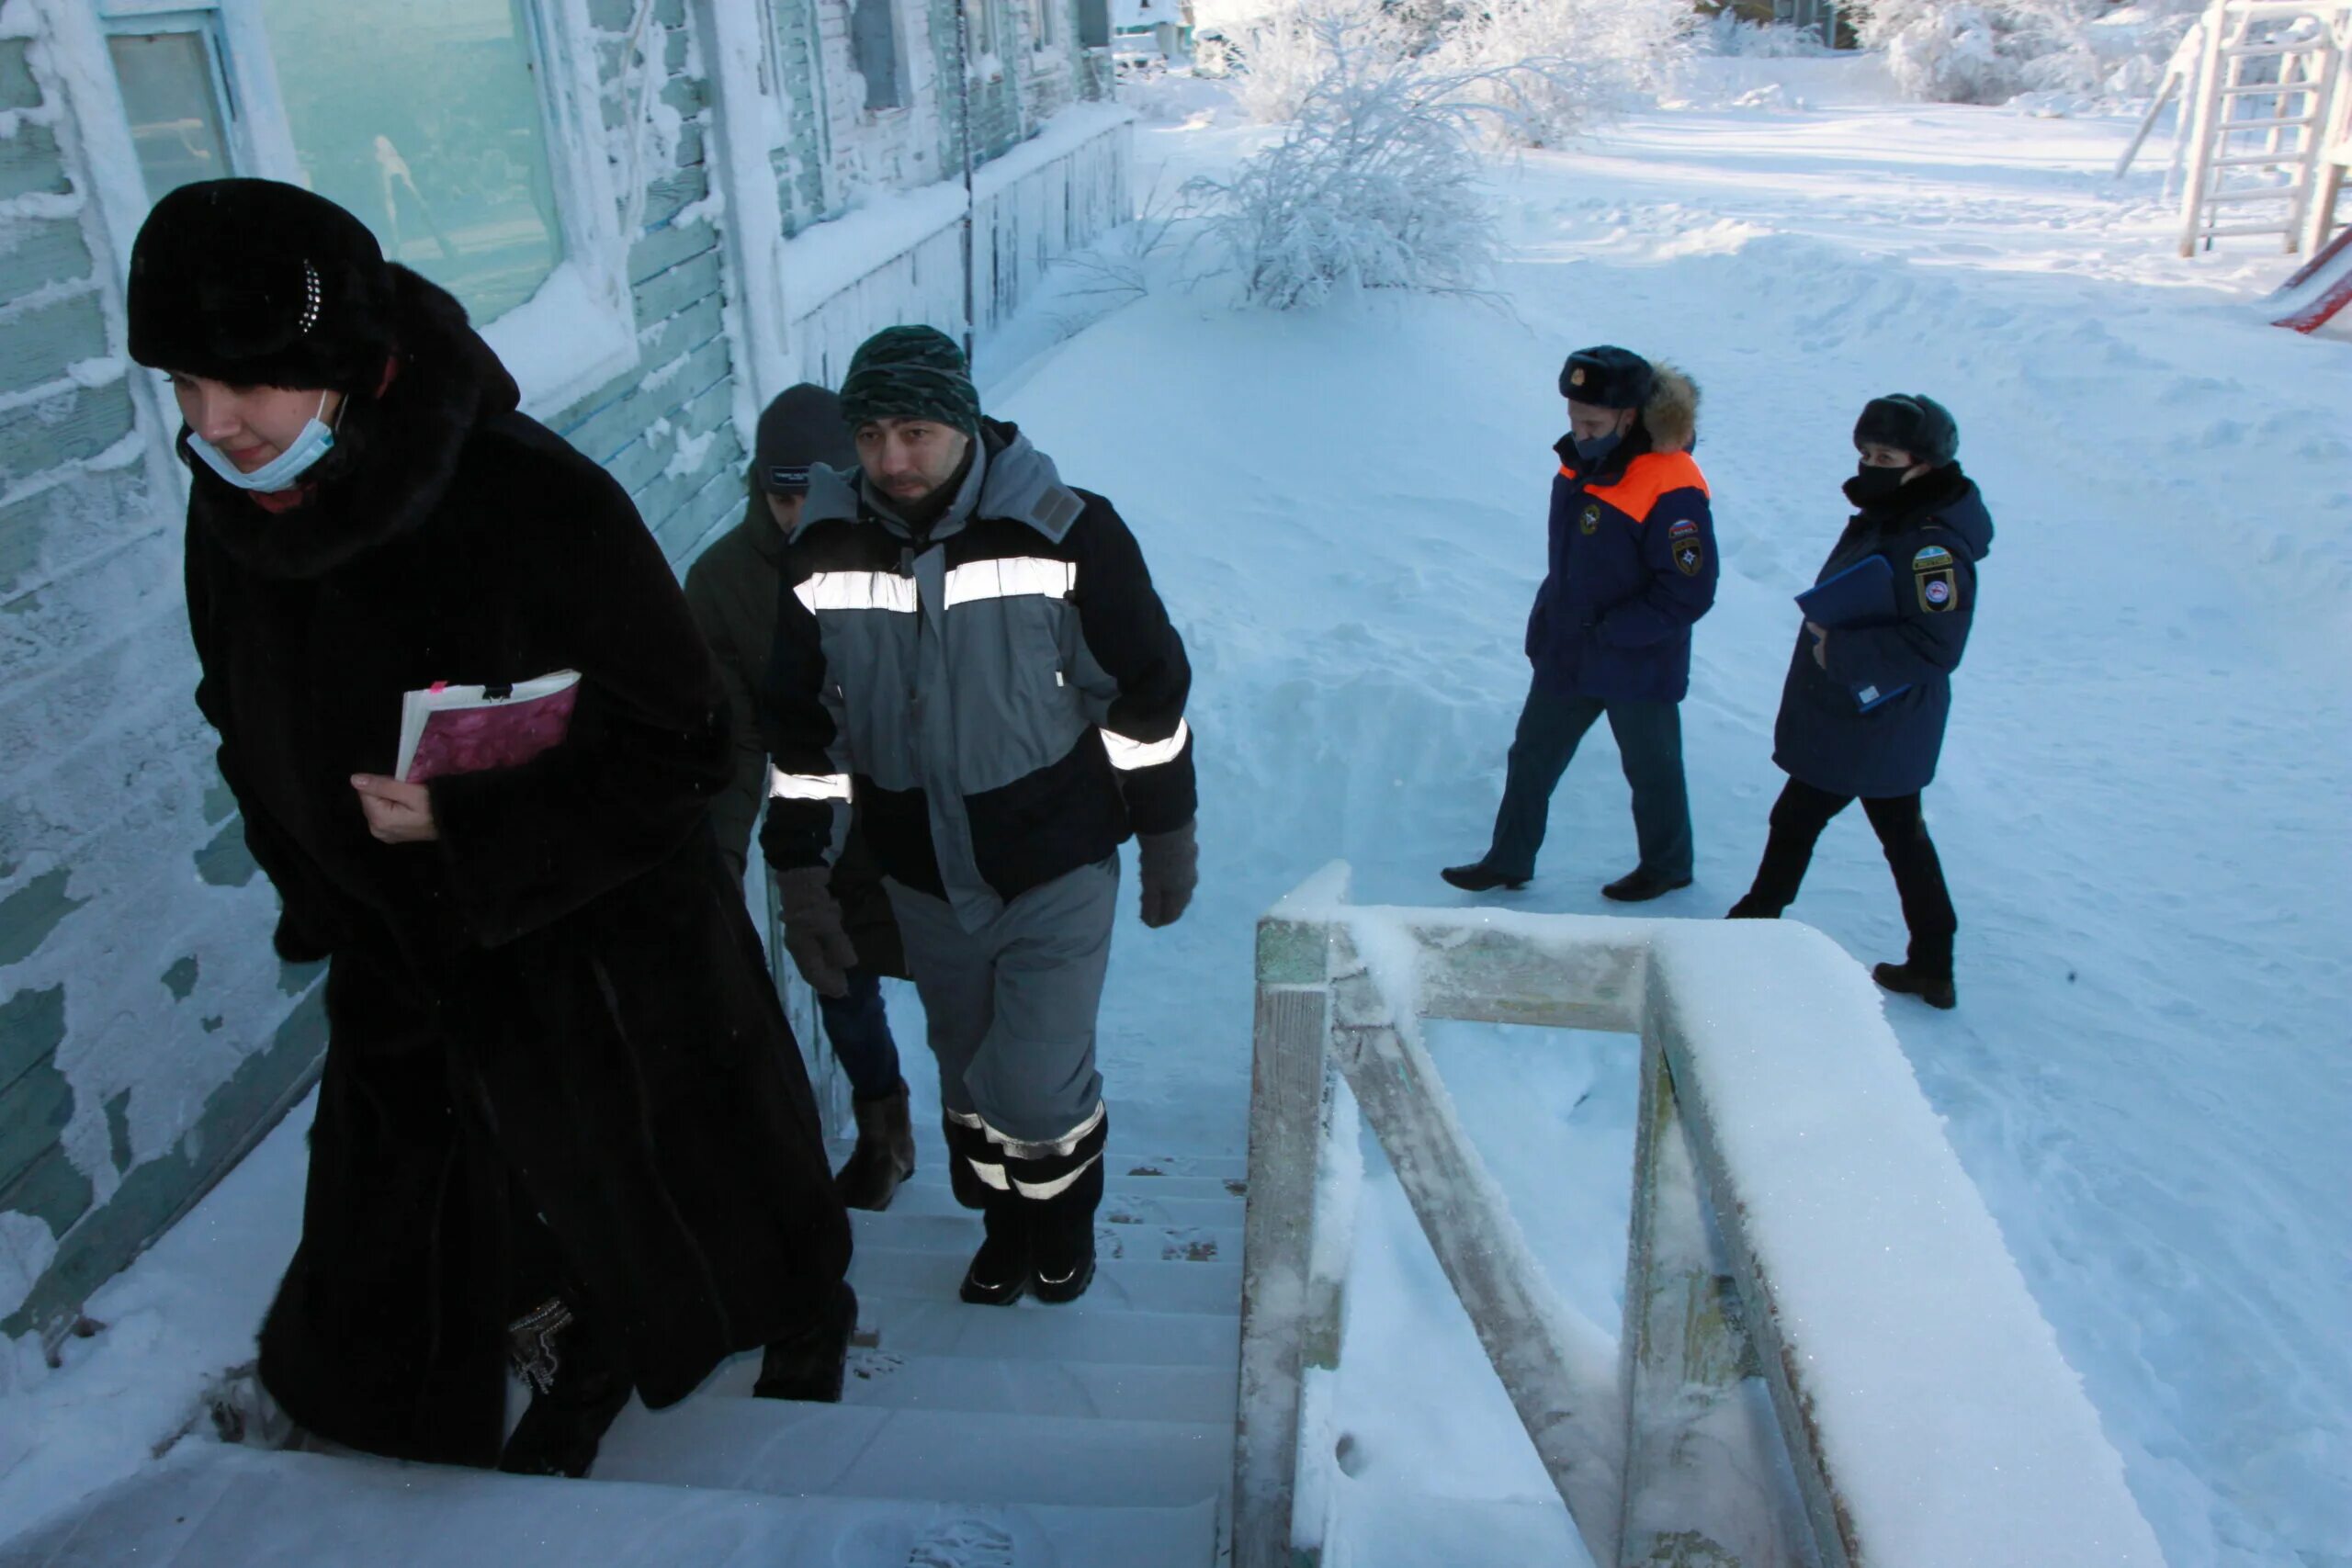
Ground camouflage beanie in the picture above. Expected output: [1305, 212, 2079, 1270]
[839, 325, 980, 434]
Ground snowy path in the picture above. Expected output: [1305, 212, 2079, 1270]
[1046, 62, 2350, 1566]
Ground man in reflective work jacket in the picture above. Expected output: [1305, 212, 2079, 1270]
[1443, 345, 1717, 901]
[757, 326, 1199, 1308]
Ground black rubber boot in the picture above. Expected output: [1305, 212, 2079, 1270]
[1441, 862, 1529, 893]
[1601, 867, 1692, 903]
[1028, 1158, 1104, 1305]
[1724, 897, 1777, 919]
[754, 1280, 858, 1402]
[836, 1082, 917, 1213]
[959, 1198, 1030, 1306]
[943, 1113, 995, 1211]
[1872, 962, 1957, 1010]
[497, 1300, 630, 1479]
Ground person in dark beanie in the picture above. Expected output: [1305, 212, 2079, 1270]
[130, 179, 854, 1478]
[757, 324, 1198, 1307]
[1444, 344, 1717, 901]
[1727, 394, 1993, 1010]
[684, 383, 918, 1211]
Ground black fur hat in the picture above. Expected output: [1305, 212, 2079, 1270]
[1854, 394, 1959, 467]
[128, 178, 400, 391]
[1559, 345, 1655, 410]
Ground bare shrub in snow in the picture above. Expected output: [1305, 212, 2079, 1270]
[1186, 4, 1525, 309]
[1225, 3, 1352, 124]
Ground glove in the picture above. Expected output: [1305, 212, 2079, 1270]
[776, 866, 858, 998]
[271, 907, 334, 965]
[1136, 820, 1198, 930]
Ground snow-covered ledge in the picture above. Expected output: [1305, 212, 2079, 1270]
[1236, 863, 2165, 1568]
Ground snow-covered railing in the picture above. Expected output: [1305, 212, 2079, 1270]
[1233, 863, 2164, 1568]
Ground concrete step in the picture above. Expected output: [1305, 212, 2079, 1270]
[0, 1441, 1223, 1568]
[851, 1246, 1242, 1316]
[857, 1297, 1241, 1371]
[693, 1346, 1238, 1425]
[881, 1181, 1245, 1231]
[854, 1209, 1244, 1265]
[596, 1398, 1230, 1511]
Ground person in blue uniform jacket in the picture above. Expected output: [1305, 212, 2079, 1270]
[1728, 394, 1994, 1010]
[1444, 345, 1717, 902]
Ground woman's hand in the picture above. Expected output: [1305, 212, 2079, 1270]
[1805, 621, 1829, 670]
[352, 774, 439, 842]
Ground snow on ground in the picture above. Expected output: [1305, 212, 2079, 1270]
[1048, 53, 2350, 1566]
[5, 51, 2346, 1568]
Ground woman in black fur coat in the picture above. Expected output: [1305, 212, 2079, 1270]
[127, 179, 853, 1476]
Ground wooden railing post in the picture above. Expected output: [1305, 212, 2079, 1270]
[1619, 1035, 1815, 1568]
[1234, 866, 1351, 1568]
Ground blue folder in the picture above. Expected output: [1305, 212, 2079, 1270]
[1794, 555, 1908, 713]
[1795, 553, 1896, 628]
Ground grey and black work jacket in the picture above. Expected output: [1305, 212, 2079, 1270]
[756, 419, 1195, 931]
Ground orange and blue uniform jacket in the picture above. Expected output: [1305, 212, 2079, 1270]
[1525, 432, 1718, 705]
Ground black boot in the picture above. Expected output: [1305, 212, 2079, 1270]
[1602, 866, 1692, 903]
[1725, 896, 1777, 919]
[836, 1082, 917, 1212]
[959, 1198, 1029, 1306]
[1872, 962, 1957, 1010]
[498, 1299, 630, 1479]
[1028, 1157, 1104, 1305]
[1441, 862, 1528, 893]
[754, 1280, 858, 1402]
[943, 1113, 996, 1211]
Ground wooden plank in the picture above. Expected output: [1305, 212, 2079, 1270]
[1326, 925, 1623, 1567]
[1618, 1039, 1810, 1567]
[1233, 915, 1336, 1568]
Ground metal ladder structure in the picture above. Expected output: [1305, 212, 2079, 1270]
[2164, 0, 2352, 255]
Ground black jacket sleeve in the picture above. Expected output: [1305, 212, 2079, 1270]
[755, 559, 852, 874]
[184, 528, 346, 963]
[1071, 493, 1196, 836]
[427, 458, 732, 946]
[682, 553, 768, 886]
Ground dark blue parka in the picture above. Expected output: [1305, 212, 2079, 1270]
[1525, 430, 1718, 705]
[1774, 464, 1994, 799]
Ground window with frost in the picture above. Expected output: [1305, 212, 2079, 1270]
[96, 0, 637, 415]
[850, 0, 904, 111]
[1031, 0, 1056, 51]
[104, 19, 237, 200]
[255, 0, 562, 324]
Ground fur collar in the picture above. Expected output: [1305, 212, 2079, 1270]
[184, 265, 521, 580]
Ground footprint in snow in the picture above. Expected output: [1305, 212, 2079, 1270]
[906, 1517, 1018, 1567]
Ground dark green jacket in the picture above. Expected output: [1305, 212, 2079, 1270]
[684, 497, 906, 977]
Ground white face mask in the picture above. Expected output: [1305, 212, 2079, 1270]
[187, 391, 337, 491]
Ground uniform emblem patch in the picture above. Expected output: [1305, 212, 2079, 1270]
[1913, 545, 1954, 570]
[1675, 541, 1704, 577]
[1570, 367, 1588, 387]
[1915, 567, 1960, 613]
[1668, 519, 1700, 540]
[1579, 504, 1600, 535]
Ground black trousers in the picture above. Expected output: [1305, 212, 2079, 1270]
[1738, 779, 1957, 976]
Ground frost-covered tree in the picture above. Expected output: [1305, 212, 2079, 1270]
[1855, 0, 2199, 106]
[1438, 0, 1696, 146]
[1187, 2, 1521, 308]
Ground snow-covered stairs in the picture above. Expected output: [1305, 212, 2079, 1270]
[0, 1148, 1247, 1568]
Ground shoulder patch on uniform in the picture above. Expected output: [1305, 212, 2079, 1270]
[1674, 537, 1705, 578]
[1668, 518, 1700, 540]
[1579, 503, 1600, 535]
[1913, 544, 1954, 570]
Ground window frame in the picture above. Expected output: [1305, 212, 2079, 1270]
[92, 0, 639, 419]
